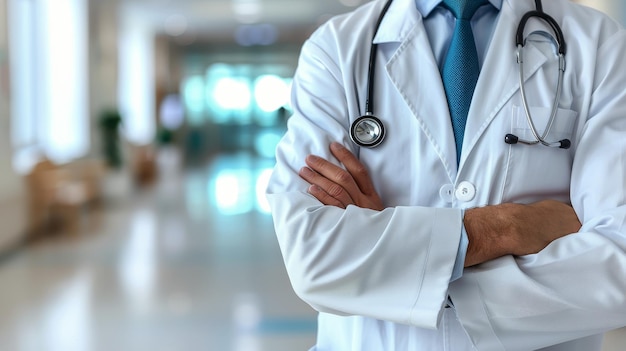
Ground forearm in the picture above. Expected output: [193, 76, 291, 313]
[451, 222, 626, 350]
[463, 201, 581, 267]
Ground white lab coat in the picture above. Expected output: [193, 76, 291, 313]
[266, 0, 626, 349]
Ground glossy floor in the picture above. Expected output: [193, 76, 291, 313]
[0, 151, 624, 351]
[0, 151, 317, 351]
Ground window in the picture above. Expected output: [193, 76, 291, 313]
[8, 0, 88, 172]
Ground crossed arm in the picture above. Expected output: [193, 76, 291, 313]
[299, 142, 581, 267]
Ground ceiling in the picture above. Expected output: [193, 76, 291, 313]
[118, 0, 623, 46]
[121, 0, 371, 44]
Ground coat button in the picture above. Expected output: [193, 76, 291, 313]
[439, 184, 455, 203]
[455, 181, 476, 202]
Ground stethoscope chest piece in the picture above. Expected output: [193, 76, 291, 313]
[351, 115, 385, 148]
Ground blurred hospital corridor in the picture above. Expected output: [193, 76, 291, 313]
[0, 150, 318, 351]
[1, 0, 626, 350]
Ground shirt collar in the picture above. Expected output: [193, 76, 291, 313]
[415, 0, 503, 17]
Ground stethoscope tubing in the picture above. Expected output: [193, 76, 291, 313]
[513, 5, 570, 149]
[352, 0, 571, 150]
[364, 0, 394, 116]
[350, 0, 393, 148]
[516, 45, 566, 147]
[516, 10, 567, 55]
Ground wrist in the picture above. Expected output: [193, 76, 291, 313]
[463, 203, 521, 267]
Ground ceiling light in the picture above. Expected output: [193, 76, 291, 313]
[232, 0, 262, 24]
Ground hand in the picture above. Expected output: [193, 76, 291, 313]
[464, 200, 581, 267]
[299, 142, 384, 211]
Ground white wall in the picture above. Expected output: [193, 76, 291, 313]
[0, 0, 27, 250]
[89, 0, 121, 158]
[0, 0, 15, 193]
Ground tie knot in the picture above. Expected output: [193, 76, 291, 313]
[442, 0, 488, 20]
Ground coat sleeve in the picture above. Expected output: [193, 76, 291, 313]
[450, 28, 626, 351]
[266, 30, 462, 329]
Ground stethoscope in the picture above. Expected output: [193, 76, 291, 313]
[350, 0, 571, 150]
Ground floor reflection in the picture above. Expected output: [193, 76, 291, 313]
[0, 151, 317, 351]
[118, 208, 157, 314]
[40, 269, 93, 351]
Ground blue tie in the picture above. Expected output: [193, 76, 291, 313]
[442, 0, 487, 164]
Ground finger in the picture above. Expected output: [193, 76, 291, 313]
[299, 166, 354, 206]
[329, 142, 377, 195]
[304, 154, 363, 198]
[308, 184, 346, 208]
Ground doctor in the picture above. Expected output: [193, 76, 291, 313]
[267, 0, 626, 350]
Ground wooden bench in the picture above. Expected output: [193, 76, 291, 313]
[25, 158, 106, 237]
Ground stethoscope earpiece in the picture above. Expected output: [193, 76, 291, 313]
[504, 134, 519, 145]
[505, 133, 571, 149]
[558, 139, 571, 149]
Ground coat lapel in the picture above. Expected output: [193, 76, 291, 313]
[374, 0, 554, 176]
[460, 0, 550, 168]
[378, 0, 458, 179]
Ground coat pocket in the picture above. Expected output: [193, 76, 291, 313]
[510, 105, 577, 144]
[502, 105, 578, 203]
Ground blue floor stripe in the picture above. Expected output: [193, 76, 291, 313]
[257, 317, 318, 335]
